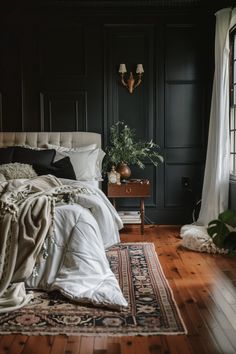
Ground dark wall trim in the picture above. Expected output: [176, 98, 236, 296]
[40, 91, 88, 132]
[229, 180, 236, 211]
[0, 93, 2, 131]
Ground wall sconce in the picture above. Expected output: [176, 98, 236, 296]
[118, 64, 144, 94]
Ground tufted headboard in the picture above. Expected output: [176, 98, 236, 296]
[0, 132, 101, 149]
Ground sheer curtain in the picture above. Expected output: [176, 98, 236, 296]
[181, 8, 236, 250]
[198, 8, 231, 225]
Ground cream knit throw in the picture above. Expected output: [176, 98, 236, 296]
[0, 175, 90, 312]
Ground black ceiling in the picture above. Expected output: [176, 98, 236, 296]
[41, 0, 234, 5]
[2, 0, 234, 4]
[0, 0, 234, 13]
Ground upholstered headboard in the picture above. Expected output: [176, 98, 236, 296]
[0, 132, 101, 149]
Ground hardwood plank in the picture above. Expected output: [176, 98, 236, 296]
[94, 336, 107, 352]
[166, 335, 193, 354]
[131, 336, 149, 354]
[7, 335, 28, 354]
[21, 336, 52, 354]
[64, 336, 81, 354]
[119, 337, 136, 354]
[79, 337, 94, 354]
[49, 336, 67, 354]
[107, 338, 121, 354]
[0, 335, 15, 354]
[148, 336, 166, 354]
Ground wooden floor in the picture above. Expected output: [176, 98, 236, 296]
[1, 225, 236, 354]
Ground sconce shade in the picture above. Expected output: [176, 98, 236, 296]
[118, 64, 127, 73]
[136, 64, 144, 74]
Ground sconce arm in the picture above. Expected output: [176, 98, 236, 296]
[134, 73, 142, 89]
[120, 73, 128, 87]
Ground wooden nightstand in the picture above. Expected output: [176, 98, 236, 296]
[107, 180, 150, 234]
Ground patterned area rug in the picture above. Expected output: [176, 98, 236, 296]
[0, 243, 187, 336]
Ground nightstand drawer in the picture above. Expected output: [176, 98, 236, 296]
[107, 180, 151, 235]
[108, 182, 150, 198]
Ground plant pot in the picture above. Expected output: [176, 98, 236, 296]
[116, 162, 131, 180]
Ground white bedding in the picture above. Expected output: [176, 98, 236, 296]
[0, 177, 127, 312]
[25, 178, 127, 309]
[78, 179, 100, 189]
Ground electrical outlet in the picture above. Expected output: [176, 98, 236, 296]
[182, 177, 191, 189]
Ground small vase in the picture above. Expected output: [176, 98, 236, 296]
[116, 162, 131, 180]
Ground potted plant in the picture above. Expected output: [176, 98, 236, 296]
[207, 209, 236, 255]
[103, 121, 163, 179]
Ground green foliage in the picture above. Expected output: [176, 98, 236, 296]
[207, 209, 236, 255]
[207, 219, 230, 249]
[218, 209, 236, 227]
[103, 121, 163, 172]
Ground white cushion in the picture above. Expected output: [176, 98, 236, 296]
[67, 149, 99, 181]
[46, 143, 97, 162]
[46, 144, 105, 181]
[0, 163, 37, 180]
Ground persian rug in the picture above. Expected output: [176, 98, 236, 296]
[0, 243, 187, 336]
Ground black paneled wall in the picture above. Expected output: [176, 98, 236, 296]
[0, 4, 214, 224]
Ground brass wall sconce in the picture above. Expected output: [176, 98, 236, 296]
[118, 64, 144, 94]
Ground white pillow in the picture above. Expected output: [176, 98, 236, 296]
[96, 149, 106, 180]
[46, 144, 105, 181]
[66, 149, 99, 181]
[46, 143, 97, 162]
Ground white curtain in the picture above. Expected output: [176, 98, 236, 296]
[181, 8, 236, 249]
[198, 8, 232, 225]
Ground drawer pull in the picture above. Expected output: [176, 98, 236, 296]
[126, 188, 132, 193]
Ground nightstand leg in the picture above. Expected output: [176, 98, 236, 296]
[140, 197, 145, 234]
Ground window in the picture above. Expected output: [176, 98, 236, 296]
[230, 28, 236, 178]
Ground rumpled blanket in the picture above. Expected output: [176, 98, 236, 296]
[0, 175, 128, 312]
[0, 175, 63, 302]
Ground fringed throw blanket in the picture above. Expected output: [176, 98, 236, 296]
[0, 175, 127, 313]
[0, 176, 91, 312]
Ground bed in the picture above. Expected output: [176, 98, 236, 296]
[0, 132, 127, 313]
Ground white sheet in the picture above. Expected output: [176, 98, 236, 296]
[26, 179, 127, 309]
[79, 179, 100, 188]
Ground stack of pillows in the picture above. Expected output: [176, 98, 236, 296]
[0, 144, 105, 181]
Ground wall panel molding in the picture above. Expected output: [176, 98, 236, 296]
[40, 91, 87, 132]
[165, 82, 204, 148]
[165, 162, 203, 207]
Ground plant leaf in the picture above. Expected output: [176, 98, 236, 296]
[102, 121, 164, 173]
[219, 209, 236, 228]
[207, 219, 230, 248]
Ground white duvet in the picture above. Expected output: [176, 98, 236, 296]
[24, 179, 127, 310]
